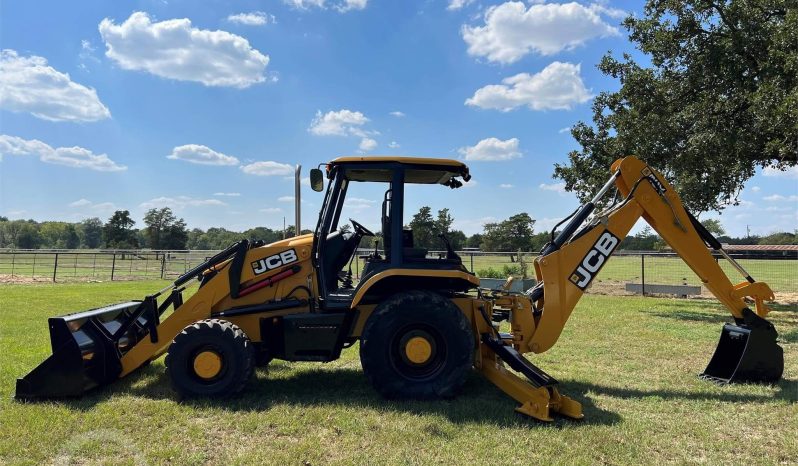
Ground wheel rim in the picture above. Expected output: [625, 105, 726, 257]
[391, 326, 446, 381]
[192, 349, 224, 381]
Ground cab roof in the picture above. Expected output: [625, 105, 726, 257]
[328, 156, 471, 185]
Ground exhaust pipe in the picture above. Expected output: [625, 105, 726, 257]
[295, 164, 301, 236]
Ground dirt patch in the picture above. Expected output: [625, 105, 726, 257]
[0, 274, 51, 284]
[586, 279, 798, 307]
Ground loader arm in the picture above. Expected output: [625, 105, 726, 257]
[525, 156, 777, 355]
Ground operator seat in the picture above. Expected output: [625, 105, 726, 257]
[322, 230, 359, 291]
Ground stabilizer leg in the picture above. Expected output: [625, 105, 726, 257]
[477, 334, 583, 421]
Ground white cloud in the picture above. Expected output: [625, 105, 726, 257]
[214, 192, 241, 197]
[0, 49, 110, 122]
[389, 111, 405, 117]
[68, 199, 116, 212]
[448, 0, 474, 11]
[278, 195, 296, 202]
[284, 0, 367, 12]
[260, 207, 283, 213]
[461, 1, 620, 64]
[0, 134, 126, 172]
[466, 62, 591, 111]
[462, 179, 478, 188]
[763, 194, 798, 202]
[69, 199, 92, 207]
[241, 161, 294, 176]
[539, 182, 567, 193]
[558, 127, 571, 134]
[167, 144, 240, 166]
[750, 186, 761, 192]
[763, 166, 798, 179]
[309, 109, 370, 137]
[765, 206, 792, 212]
[99, 12, 269, 88]
[140, 196, 226, 209]
[499, 183, 514, 188]
[344, 197, 376, 210]
[388, 141, 400, 149]
[458, 137, 521, 161]
[359, 137, 378, 152]
[227, 12, 273, 26]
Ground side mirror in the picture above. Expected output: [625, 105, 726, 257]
[310, 168, 324, 192]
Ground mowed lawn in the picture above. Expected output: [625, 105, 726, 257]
[0, 281, 796, 465]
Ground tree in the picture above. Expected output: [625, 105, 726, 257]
[103, 210, 138, 248]
[482, 213, 536, 252]
[408, 206, 436, 249]
[555, 0, 796, 213]
[466, 233, 483, 249]
[447, 230, 467, 250]
[15, 222, 41, 249]
[435, 208, 454, 236]
[700, 218, 726, 237]
[143, 207, 188, 249]
[79, 218, 103, 248]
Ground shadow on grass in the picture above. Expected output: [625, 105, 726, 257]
[22, 363, 619, 428]
[565, 378, 797, 404]
[25, 363, 796, 428]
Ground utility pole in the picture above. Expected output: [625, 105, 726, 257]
[283, 217, 286, 239]
[746, 224, 751, 238]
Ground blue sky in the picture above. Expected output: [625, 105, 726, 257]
[1, 0, 796, 238]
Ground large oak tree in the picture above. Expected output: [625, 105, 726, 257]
[555, 0, 796, 212]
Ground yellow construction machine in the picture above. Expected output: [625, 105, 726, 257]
[16, 156, 783, 421]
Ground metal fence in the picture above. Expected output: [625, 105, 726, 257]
[0, 249, 218, 282]
[1, 248, 795, 296]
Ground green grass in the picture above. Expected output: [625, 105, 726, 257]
[1, 281, 796, 464]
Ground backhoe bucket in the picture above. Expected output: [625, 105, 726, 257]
[15, 299, 158, 399]
[700, 311, 783, 384]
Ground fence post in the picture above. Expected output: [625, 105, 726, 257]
[32, 253, 36, 277]
[470, 253, 474, 273]
[641, 253, 645, 296]
[52, 253, 59, 282]
[111, 253, 116, 281]
[92, 254, 97, 278]
[160, 254, 166, 279]
[10, 253, 15, 277]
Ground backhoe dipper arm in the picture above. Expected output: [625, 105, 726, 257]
[525, 156, 775, 354]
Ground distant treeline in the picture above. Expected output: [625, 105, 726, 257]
[0, 208, 794, 251]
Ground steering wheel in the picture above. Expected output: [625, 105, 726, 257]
[350, 218, 375, 237]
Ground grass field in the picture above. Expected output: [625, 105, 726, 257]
[1, 280, 796, 464]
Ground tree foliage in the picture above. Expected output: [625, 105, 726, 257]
[103, 210, 138, 248]
[555, 0, 797, 213]
[482, 213, 536, 252]
[700, 218, 726, 236]
[143, 207, 188, 250]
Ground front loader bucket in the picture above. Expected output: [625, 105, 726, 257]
[700, 310, 783, 384]
[15, 299, 159, 400]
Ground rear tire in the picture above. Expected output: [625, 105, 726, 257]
[165, 319, 255, 397]
[359, 290, 474, 399]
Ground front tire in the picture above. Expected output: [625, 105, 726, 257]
[359, 290, 474, 399]
[165, 319, 255, 397]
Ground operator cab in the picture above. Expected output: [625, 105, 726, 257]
[311, 157, 474, 308]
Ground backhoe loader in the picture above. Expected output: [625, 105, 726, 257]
[16, 156, 783, 421]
